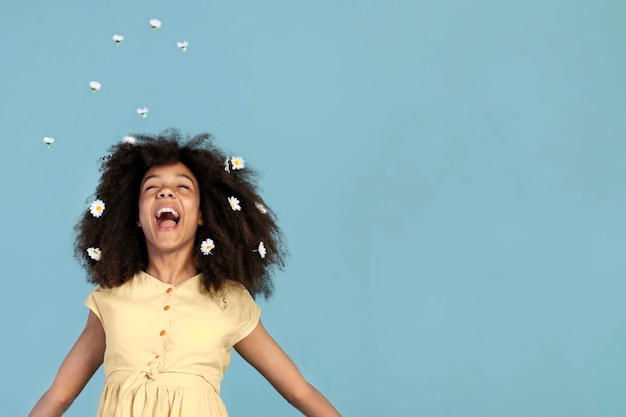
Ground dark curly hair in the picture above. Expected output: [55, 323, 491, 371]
[74, 129, 285, 299]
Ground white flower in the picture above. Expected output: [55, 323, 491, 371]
[200, 238, 215, 255]
[231, 156, 245, 170]
[254, 202, 267, 214]
[150, 19, 161, 30]
[112, 34, 124, 46]
[257, 241, 266, 259]
[43, 137, 55, 149]
[87, 247, 102, 261]
[89, 81, 101, 92]
[136, 107, 149, 118]
[228, 196, 241, 211]
[123, 136, 137, 144]
[224, 157, 230, 173]
[89, 199, 105, 218]
[176, 41, 188, 52]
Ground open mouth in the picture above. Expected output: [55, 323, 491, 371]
[156, 207, 180, 228]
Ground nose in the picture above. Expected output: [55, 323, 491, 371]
[158, 190, 174, 198]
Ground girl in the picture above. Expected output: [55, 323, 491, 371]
[28, 130, 341, 417]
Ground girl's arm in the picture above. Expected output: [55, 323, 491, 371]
[28, 311, 105, 417]
[234, 320, 341, 417]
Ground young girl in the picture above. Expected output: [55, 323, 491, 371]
[28, 130, 341, 417]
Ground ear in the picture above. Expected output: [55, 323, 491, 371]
[198, 211, 204, 226]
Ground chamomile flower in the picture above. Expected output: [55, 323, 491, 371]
[87, 247, 102, 261]
[43, 137, 55, 149]
[112, 34, 124, 46]
[176, 41, 188, 52]
[254, 202, 268, 214]
[228, 196, 241, 211]
[123, 136, 137, 145]
[231, 156, 245, 170]
[89, 199, 105, 218]
[224, 157, 230, 173]
[89, 81, 101, 92]
[256, 241, 266, 259]
[136, 107, 149, 118]
[200, 238, 215, 255]
[150, 19, 161, 30]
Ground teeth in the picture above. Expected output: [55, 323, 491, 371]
[156, 207, 180, 218]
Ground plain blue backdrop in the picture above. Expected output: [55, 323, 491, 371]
[2, 1, 626, 416]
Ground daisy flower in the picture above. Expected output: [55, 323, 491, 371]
[123, 136, 137, 144]
[136, 107, 149, 118]
[89, 81, 101, 92]
[87, 247, 102, 261]
[43, 137, 55, 149]
[231, 156, 245, 170]
[228, 196, 241, 211]
[90, 199, 105, 218]
[176, 41, 188, 52]
[112, 34, 124, 46]
[150, 19, 161, 30]
[254, 202, 268, 214]
[200, 238, 215, 255]
[256, 241, 266, 259]
[224, 157, 230, 173]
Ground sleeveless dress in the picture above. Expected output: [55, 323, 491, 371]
[84, 271, 261, 417]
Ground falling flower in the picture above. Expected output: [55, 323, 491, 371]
[123, 136, 137, 144]
[112, 34, 124, 46]
[224, 157, 230, 173]
[256, 241, 266, 259]
[89, 81, 101, 92]
[43, 137, 55, 149]
[150, 19, 161, 30]
[136, 107, 149, 118]
[200, 238, 215, 255]
[90, 199, 105, 218]
[228, 196, 241, 211]
[231, 156, 245, 170]
[176, 41, 189, 52]
[254, 202, 268, 214]
[87, 247, 102, 261]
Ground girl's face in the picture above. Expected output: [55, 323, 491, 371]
[138, 162, 203, 258]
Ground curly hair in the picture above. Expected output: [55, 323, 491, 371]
[74, 129, 285, 299]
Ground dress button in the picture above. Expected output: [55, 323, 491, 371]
[166, 288, 173, 294]
[163, 305, 170, 311]
[159, 330, 166, 336]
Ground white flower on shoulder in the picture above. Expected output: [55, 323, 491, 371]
[43, 137, 55, 149]
[89, 81, 101, 92]
[150, 19, 161, 30]
[257, 241, 266, 259]
[123, 136, 137, 145]
[228, 196, 241, 211]
[231, 156, 245, 170]
[254, 202, 267, 214]
[90, 199, 105, 217]
[176, 41, 188, 52]
[200, 238, 215, 255]
[136, 107, 149, 118]
[87, 247, 101, 261]
[112, 34, 124, 46]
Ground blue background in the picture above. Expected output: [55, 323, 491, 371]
[2, 1, 626, 416]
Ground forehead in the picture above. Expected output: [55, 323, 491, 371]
[142, 162, 198, 183]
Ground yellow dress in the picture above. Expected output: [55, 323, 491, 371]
[84, 271, 261, 417]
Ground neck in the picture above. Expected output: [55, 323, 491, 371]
[145, 250, 198, 285]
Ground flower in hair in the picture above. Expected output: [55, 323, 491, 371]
[231, 156, 245, 170]
[87, 247, 101, 261]
[123, 136, 137, 144]
[136, 107, 149, 118]
[255, 241, 266, 259]
[254, 202, 267, 214]
[112, 34, 124, 46]
[90, 199, 105, 218]
[43, 137, 55, 149]
[200, 238, 215, 255]
[228, 196, 241, 211]
[176, 41, 188, 52]
[150, 19, 161, 30]
[224, 158, 230, 173]
[89, 81, 101, 92]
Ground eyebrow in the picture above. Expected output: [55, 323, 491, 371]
[141, 174, 196, 186]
